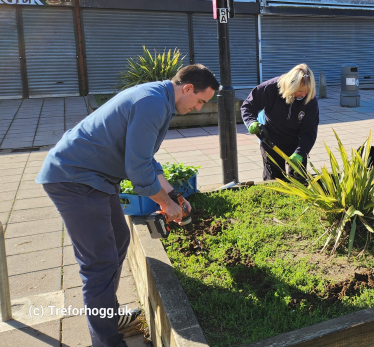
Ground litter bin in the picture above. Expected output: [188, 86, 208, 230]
[340, 63, 360, 107]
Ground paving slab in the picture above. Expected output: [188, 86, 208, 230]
[0, 320, 60, 347]
[9, 267, 62, 299]
[13, 196, 54, 210]
[61, 315, 91, 347]
[117, 275, 140, 306]
[63, 263, 81, 289]
[5, 217, 62, 238]
[0, 174, 22, 184]
[18, 179, 41, 190]
[62, 244, 78, 266]
[0, 211, 10, 225]
[8, 206, 60, 224]
[1, 190, 17, 202]
[15, 187, 48, 199]
[63, 287, 84, 313]
[0, 167, 25, 176]
[23, 165, 43, 175]
[63, 229, 72, 246]
[0, 199, 13, 213]
[7, 247, 62, 275]
[0, 182, 20, 193]
[5, 231, 62, 255]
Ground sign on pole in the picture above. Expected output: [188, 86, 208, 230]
[218, 8, 228, 23]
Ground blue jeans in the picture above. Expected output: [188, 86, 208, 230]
[43, 182, 130, 347]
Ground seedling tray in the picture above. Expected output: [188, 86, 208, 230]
[120, 175, 197, 216]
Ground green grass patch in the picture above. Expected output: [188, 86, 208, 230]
[162, 183, 374, 347]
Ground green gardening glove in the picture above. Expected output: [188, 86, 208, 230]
[248, 121, 261, 135]
[289, 153, 303, 166]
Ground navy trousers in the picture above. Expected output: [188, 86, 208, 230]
[43, 182, 130, 347]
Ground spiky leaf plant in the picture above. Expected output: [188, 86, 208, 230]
[116, 46, 185, 91]
[266, 130, 374, 258]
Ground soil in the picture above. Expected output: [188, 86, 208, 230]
[170, 209, 374, 308]
[173, 209, 231, 256]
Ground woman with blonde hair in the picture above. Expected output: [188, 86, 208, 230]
[241, 63, 319, 180]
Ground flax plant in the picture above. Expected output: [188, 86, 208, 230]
[116, 46, 185, 90]
[267, 130, 374, 258]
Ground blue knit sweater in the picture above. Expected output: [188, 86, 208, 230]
[36, 81, 175, 196]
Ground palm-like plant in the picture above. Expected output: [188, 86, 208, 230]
[267, 130, 374, 258]
[116, 46, 185, 91]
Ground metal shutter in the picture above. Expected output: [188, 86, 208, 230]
[193, 13, 257, 88]
[22, 7, 79, 97]
[0, 7, 23, 99]
[261, 16, 374, 85]
[82, 9, 190, 94]
[192, 13, 220, 81]
[229, 14, 257, 88]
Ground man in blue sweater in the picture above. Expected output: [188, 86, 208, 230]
[36, 64, 219, 347]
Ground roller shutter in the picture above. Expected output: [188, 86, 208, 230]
[0, 7, 23, 99]
[261, 16, 374, 85]
[193, 13, 257, 88]
[22, 7, 79, 97]
[82, 9, 190, 94]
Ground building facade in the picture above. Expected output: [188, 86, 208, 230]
[0, 0, 373, 98]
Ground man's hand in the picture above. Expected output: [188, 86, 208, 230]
[289, 153, 303, 165]
[248, 121, 261, 135]
[161, 200, 183, 223]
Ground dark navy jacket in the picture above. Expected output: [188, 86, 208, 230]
[36, 81, 175, 196]
[241, 77, 319, 158]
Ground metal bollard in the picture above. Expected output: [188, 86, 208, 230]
[0, 221, 12, 321]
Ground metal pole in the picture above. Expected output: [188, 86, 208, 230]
[216, 0, 239, 184]
[0, 222, 12, 322]
[257, 14, 263, 84]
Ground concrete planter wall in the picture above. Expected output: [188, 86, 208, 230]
[125, 215, 209, 347]
[125, 206, 374, 347]
[169, 100, 244, 128]
[87, 95, 244, 128]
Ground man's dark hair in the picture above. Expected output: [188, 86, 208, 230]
[171, 64, 220, 93]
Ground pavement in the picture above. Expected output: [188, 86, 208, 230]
[0, 85, 373, 346]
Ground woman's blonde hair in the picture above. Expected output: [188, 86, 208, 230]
[277, 63, 316, 104]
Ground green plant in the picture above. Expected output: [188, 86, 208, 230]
[120, 180, 137, 195]
[162, 185, 374, 347]
[120, 162, 199, 194]
[266, 130, 374, 258]
[162, 162, 200, 189]
[116, 46, 185, 91]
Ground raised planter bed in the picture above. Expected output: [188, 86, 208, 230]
[125, 183, 374, 347]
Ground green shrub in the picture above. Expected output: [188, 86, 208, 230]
[120, 162, 199, 194]
[266, 130, 374, 258]
[116, 46, 185, 91]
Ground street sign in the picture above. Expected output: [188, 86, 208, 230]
[218, 8, 228, 23]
